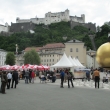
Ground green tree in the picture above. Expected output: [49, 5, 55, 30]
[24, 49, 41, 65]
[5, 52, 15, 65]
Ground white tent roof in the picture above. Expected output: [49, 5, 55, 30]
[68, 56, 77, 67]
[76, 58, 85, 68]
[73, 58, 85, 68]
[51, 53, 73, 68]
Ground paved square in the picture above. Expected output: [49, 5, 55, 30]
[0, 78, 110, 110]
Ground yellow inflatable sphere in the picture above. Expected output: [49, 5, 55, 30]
[96, 42, 110, 69]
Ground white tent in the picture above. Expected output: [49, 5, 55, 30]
[73, 58, 81, 67]
[68, 56, 78, 67]
[51, 53, 73, 68]
[76, 58, 85, 68]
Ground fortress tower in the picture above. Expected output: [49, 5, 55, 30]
[64, 9, 70, 21]
[81, 14, 85, 23]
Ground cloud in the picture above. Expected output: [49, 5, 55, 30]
[0, 0, 110, 26]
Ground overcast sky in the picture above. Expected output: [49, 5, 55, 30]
[0, 0, 110, 26]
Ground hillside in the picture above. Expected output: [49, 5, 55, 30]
[0, 21, 109, 53]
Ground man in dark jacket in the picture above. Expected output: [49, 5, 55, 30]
[67, 72, 74, 88]
[1, 71, 7, 94]
[11, 70, 18, 88]
[60, 70, 65, 88]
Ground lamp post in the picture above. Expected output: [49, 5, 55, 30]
[15, 44, 18, 65]
[15, 44, 18, 56]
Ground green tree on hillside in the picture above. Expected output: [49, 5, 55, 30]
[24, 49, 40, 65]
[5, 52, 15, 65]
[0, 21, 97, 51]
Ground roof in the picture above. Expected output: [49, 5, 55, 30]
[87, 49, 96, 54]
[24, 47, 42, 52]
[0, 49, 7, 52]
[41, 43, 65, 49]
[66, 39, 83, 43]
[51, 53, 73, 68]
[40, 52, 63, 55]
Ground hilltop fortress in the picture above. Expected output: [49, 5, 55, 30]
[16, 9, 85, 25]
[0, 9, 96, 34]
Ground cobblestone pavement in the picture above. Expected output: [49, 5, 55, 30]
[0, 78, 110, 110]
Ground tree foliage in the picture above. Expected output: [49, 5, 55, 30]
[95, 24, 110, 49]
[5, 52, 15, 65]
[24, 49, 41, 65]
[0, 21, 109, 52]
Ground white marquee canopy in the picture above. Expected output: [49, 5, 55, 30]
[51, 53, 85, 68]
[51, 53, 73, 68]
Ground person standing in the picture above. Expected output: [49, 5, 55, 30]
[67, 71, 74, 88]
[86, 70, 90, 81]
[22, 70, 25, 79]
[7, 71, 12, 89]
[31, 70, 35, 83]
[25, 70, 29, 84]
[11, 70, 18, 89]
[93, 68, 100, 88]
[60, 70, 65, 88]
[64, 69, 68, 82]
[29, 69, 32, 83]
[18, 70, 21, 82]
[1, 71, 7, 94]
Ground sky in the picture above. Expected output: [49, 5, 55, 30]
[0, 0, 110, 26]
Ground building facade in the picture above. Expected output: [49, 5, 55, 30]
[0, 49, 7, 66]
[16, 9, 85, 25]
[86, 49, 99, 69]
[64, 39, 87, 66]
[22, 40, 87, 67]
[39, 43, 65, 66]
[0, 23, 9, 33]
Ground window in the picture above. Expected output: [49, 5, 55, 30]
[50, 59, 51, 62]
[76, 48, 78, 52]
[53, 55, 54, 57]
[76, 56, 78, 59]
[47, 59, 48, 62]
[53, 59, 54, 62]
[70, 48, 73, 52]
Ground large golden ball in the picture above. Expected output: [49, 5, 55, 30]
[96, 42, 110, 69]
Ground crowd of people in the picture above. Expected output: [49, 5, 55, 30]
[0, 69, 58, 94]
[0, 70, 19, 94]
[0, 67, 110, 94]
[85, 68, 110, 88]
